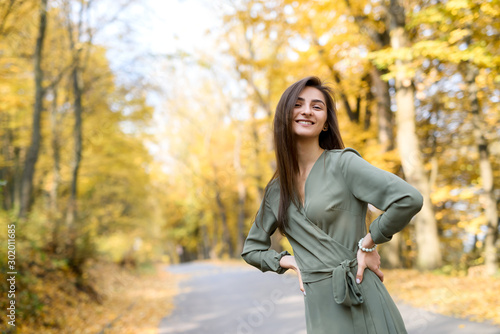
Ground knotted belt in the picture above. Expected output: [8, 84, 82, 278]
[300, 258, 369, 334]
[301, 258, 363, 306]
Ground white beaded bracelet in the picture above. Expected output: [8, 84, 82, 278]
[358, 237, 377, 252]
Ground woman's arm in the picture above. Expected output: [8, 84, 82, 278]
[338, 147, 424, 244]
[241, 195, 291, 274]
[338, 148, 423, 284]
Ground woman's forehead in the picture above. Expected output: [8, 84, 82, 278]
[298, 87, 325, 102]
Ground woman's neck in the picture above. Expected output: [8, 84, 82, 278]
[296, 139, 324, 174]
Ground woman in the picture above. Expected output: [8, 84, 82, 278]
[241, 76, 423, 334]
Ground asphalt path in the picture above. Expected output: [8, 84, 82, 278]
[158, 262, 500, 334]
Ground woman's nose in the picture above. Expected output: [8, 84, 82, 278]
[301, 105, 313, 115]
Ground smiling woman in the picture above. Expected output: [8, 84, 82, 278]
[271, 77, 344, 232]
[292, 87, 328, 143]
[241, 76, 424, 334]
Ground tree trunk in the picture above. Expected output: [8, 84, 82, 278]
[214, 187, 233, 257]
[363, 74, 373, 131]
[18, 0, 48, 219]
[200, 219, 210, 259]
[210, 210, 220, 259]
[49, 87, 60, 213]
[389, 0, 442, 269]
[12, 147, 21, 210]
[1, 111, 15, 210]
[462, 63, 498, 276]
[383, 233, 403, 268]
[65, 64, 83, 242]
[233, 125, 247, 257]
[65, 2, 84, 258]
[249, 114, 265, 201]
[370, 67, 394, 152]
[367, 66, 403, 268]
[49, 86, 63, 253]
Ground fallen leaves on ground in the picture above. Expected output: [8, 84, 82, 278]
[383, 269, 500, 325]
[17, 262, 183, 334]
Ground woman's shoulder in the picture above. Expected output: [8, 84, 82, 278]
[262, 178, 281, 211]
[264, 178, 280, 197]
[268, 177, 279, 188]
[325, 147, 363, 159]
[324, 147, 366, 173]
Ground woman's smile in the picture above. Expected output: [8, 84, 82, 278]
[296, 119, 315, 126]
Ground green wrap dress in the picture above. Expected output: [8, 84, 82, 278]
[241, 147, 424, 334]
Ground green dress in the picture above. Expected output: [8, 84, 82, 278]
[241, 148, 424, 334]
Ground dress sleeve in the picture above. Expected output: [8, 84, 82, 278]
[241, 193, 291, 274]
[338, 147, 424, 244]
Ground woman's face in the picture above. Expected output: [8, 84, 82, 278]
[291, 86, 328, 139]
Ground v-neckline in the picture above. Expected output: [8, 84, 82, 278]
[300, 149, 326, 209]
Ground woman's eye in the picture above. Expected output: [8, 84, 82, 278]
[313, 105, 322, 110]
[295, 104, 301, 107]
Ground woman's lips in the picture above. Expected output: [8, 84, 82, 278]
[296, 120, 314, 125]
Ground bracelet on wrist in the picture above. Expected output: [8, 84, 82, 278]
[358, 237, 377, 252]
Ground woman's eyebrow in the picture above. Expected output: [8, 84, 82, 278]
[296, 97, 326, 106]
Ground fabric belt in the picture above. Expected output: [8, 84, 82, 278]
[301, 258, 368, 334]
[301, 258, 363, 306]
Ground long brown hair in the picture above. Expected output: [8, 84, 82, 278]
[259, 76, 344, 235]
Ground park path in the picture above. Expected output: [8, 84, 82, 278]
[158, 262, 500, 334]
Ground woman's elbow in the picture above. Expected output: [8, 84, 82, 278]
[241, 250, 256, 267]
[241, 251, 249, 263]
[409, 188, 424, 214]
[241, 251, 264, 272]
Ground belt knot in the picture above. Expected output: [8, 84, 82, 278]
[332, 258, 364, 306]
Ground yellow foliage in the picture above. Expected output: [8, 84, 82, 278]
[448, 29, 471, 44]
[457, 216, 488, 234]
[1, 0, 500, 331]
[458, 188, 477, 200]
[430, 185, 453, 204]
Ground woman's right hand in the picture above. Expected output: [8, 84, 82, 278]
[279, 255, 305, 295]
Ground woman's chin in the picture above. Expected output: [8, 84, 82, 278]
[293, 132, 321, 140]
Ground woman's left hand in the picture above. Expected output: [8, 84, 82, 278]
[356, 233, 384, 284]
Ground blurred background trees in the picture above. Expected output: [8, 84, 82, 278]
[0, 0, 498, 330]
